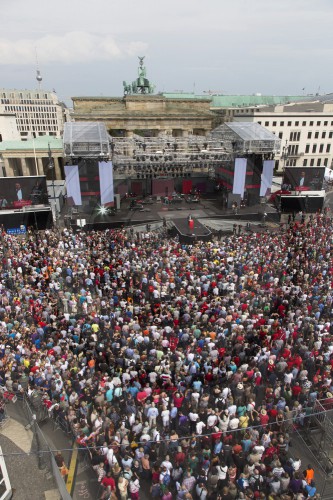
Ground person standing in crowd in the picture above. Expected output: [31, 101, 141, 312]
[0, 217, 329, 500]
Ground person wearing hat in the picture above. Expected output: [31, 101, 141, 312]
[234, 382, 245, 406]
[259, 408, 269, 428]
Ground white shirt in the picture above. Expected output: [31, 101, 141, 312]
[196, 421, 206, 434]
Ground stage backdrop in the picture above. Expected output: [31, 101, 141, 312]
[233, 158, 247, 197]
[98, 161, 114, 205]
[182, 179, 192, 194]
[152, 179, 175, 196]
[65, 165, 82, 206]
[260, 160, 274, 196]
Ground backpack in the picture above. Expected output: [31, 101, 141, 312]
[162, 471, 171, 486]
[114, 387, 123, 398]
[251, 474, 263, 491]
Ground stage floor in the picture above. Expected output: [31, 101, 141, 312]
[67, 195, 278, 227]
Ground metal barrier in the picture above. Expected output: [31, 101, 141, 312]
[0, 446, 12, 500]
[23, 395, 72, 500]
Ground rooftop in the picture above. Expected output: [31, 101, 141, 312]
[225, 121, 279, 142]
[63, 122, 111, 157]
[162, 93, 306, 108]
[0, 136, 63, 152]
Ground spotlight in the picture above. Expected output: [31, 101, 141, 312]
[98, 206, 107, 215]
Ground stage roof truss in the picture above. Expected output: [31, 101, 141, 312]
[210, 122, 281, 154]
[63, 122, 111, 158]
[63, 122, 279, 172]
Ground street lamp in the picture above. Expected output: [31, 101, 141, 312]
[281, 140, 289, 172]
[0, 155, 5, 177]
[48, 143, 57, 224]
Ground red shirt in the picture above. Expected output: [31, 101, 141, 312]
[173, 396, 184, 408]
[101, 476, 116, 490]
[292, 385, 302, 397]
[137, 391, 147, 402]
[260, 414, 269, 426]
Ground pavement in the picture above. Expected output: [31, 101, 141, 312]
[0, 406, 60, 500]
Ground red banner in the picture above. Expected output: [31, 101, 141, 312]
[182, 179, 192, 194]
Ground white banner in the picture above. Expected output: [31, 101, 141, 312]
[98, 161, 114, 205]
[260, 160, 274, 197]
[64, 165, 82, 206]
[233, 158, 247, 197]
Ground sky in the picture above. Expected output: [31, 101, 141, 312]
[1, 0, 333, 104]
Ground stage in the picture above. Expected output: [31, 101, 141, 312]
[280, 190, 325, 213]
[168, 218, 212, 243]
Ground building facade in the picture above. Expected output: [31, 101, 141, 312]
[0, 89, 65, 141]
[233, 99, 333, 170]
[0, 136, 63, 180]
[71, 94, 214, 138]
[0, 114, 20, 142]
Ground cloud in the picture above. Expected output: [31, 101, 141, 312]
[0, 31, 148, 65]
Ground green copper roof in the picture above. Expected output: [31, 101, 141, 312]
[0, 136, 63, 152]
[211, 95, 305, 107]
[162, 93, 305, 107]
[162, 93, 211, 100]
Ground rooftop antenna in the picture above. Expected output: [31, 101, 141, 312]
[35, 48, 42, 90]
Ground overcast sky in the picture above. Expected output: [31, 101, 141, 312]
[1, 0, 332, 104]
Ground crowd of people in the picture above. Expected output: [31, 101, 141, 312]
[0, 212, 332, 500]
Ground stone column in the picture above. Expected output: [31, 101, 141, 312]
[37, 158, 44, 176]
[3, 157, 14, 177]
[20, 158, 29, 177]
[125, 130, 134, 159]
[54, 157, 62, 180]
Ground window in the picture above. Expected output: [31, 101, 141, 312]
[312, 144, 317, 153]
[272, 121, 277, 126]
[317, 121, 321, 126]
[305, 144, 310, 153]
[265, 121, 269, 126]
[327, 144, 331, 153]
[322, 131, 326, 138]
[315, 131, 319, 138]
[307, 131, 312, 139]
[303, 159, 308, 166]
[287, 121, 292, 126]
[258, 121, 262, 125]
[310, 121, 314, 126]
[329, 132, 333, 138]
[317, 158, 322, 166]
[295, 121, 299, 126]
[324, 121, 328, 126]
[319, 144, 324, 153]
[290, 131, 301, 141]
[302, 121, 306, 126]
[324, 158, 328, 166]
[310, 159, 315, 166]
[278, 132, 283, 139]
[289, 145, 299, 155]
[280, 121, 284, 126]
